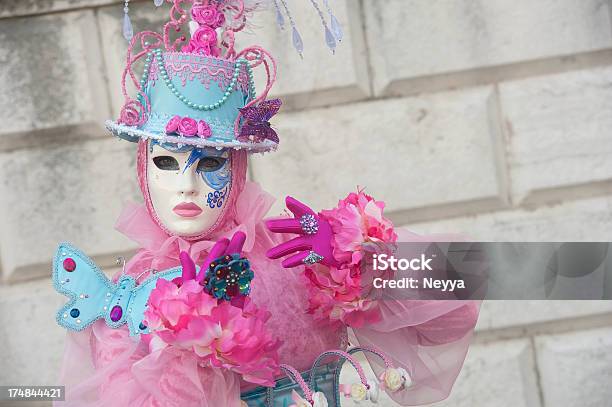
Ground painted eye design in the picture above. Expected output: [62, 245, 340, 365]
[152, 156, 180, 171]
[196, 157, 226, 172]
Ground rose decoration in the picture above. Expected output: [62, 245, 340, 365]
[191, 26, 220, 57]
[350, 383, 367, 401]
[191, 5, 225, 28]
[197, 120, 212, 138]
[119, 100, 143, 126]
[178, 117, 198, 136]
[165, 115, 181, 134]
[165, 115, 213, 139]
[382, 367, 402, 391]
[379, 367, 411, 392]
[143, 278, 281, 386]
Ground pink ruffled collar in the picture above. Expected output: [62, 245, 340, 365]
[115, 181, 276, 279]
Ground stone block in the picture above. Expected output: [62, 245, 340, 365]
[250, 86, 505, 218]
[364, 0, 612, 95]
[535, 327, 612, 407]
[0, 137, 140, 282]
[499, 66, 612, 203]
[0, 11, 109, 148]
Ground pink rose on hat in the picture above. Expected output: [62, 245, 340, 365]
[165, 115, 182, 134]
[165, 115, 212, 139]
[178, 117, 198, 136]
[192, 5, 225, 28]
[197, 120, 212, 138]
[191, 26, 219, 56]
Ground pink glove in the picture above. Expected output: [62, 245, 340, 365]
[173, 230, 247, 283]
[265, 196, 340, 268]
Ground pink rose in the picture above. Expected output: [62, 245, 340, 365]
[192, 26, 217, 48]
[119, 100, 145, 126]
[197, 120, 212, 138]
[215, 12, 226, 28]
[165, 115, 181, 133]
[192, 5, 222, 28]
[178, 117, 198, 136]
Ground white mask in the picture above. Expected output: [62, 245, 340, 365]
[146, 141, 232, 237]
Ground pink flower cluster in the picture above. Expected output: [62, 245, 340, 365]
[143, 279, 281, 386]
[165, 115, 212, 138]
[192, 5, 225, 28]
[305, 191, 398, 328]
[181, 5, 224, 56]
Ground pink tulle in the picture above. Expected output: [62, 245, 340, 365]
[55, 321, 244, 407]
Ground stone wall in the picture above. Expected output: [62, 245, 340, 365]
[0, 1, 611, 406]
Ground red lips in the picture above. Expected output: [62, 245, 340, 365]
[173, 202, 203, 218]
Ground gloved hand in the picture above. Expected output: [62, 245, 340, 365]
[265, 196, 339, 268]
[175, 231, 251, 308]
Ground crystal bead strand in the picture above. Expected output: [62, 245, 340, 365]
[272, 0, 285, 29]
[123, 0, 134, 41]
[278, 0, 304, 58]
[323, 0, 343, 42]
[309, 0, 336, 53]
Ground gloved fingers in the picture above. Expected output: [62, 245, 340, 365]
[179, 251, 197, 281]
[281, 251, 310, 268]
[266, 236, 311, 259]
[197, 238, 230, 282]
[265, 217, 303, 234]
[226, 231, 247, 255]
[286, 196, 315, 217]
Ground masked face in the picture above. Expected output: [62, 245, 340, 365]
[146, 141, 232, 237]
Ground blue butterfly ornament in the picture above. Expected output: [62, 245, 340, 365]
[52, 243, 188, 336]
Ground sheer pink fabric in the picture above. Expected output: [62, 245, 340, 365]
[54, 183, 479, 406]
[350, 230, 480, 405]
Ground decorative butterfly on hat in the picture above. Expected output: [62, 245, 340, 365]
[238, 98, 282, 144]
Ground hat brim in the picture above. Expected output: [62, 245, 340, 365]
[105, 120, 278, 153]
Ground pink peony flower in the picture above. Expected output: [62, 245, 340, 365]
[191, 5, 224, 28]
[178, 117, 198, 136]
[320, 190, 397, 266]
[302, 190, 396, 327]
[165, 115, 182, 134]
[197, 120, 212, 138]
[143, 279, 281, 386]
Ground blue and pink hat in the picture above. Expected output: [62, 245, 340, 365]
[105, 0, 281, 152]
